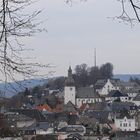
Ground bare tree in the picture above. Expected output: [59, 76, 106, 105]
[65, 0, 140, 24]
[0, 0, 49, 86]
[114, 0, 140, 25]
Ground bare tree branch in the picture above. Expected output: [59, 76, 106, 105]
[0, 0, 50, 94]
[66, 0, 140, 24]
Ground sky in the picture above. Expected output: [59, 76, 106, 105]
[24, 0, 140, 77]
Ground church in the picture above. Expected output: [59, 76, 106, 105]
[64, 67, 102, 108]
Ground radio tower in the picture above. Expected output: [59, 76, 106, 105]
[94, 48, 96, 67]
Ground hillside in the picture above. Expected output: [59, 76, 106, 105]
[1, 74, 140, 98]
[0, 78, 48, 97]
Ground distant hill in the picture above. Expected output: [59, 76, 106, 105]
[0, 78, 48, 98]
[114, 74, 140, 81]
[1, 74, 140, 98]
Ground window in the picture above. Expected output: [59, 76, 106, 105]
[123, 123, 127, 127]
[70, 87, 73, 91]
[129, 123, 131, 127]
[120, 123, 122, 127]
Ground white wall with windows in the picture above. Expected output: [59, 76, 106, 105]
[115, 116, 136, 131]
[99, 79, 117, 96]
[76, 98, 102, 108]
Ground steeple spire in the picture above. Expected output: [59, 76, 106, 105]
[68, 66, 72, 78]
[65, 66, 75, 86]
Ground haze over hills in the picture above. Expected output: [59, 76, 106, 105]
[0, 78, 49, 97]
[114, 74, 140, 81]
[0, 74, 140, 98]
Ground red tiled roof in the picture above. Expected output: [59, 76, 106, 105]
[36, 104, 52, 112]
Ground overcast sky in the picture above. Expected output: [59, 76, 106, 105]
[25, 0, 140, 77]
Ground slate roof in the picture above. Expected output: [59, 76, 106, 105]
[45, 112, 68, 123]
[80, 102, 110, 111]
[115, 111, 134, 119]
[123, 88, 140, 93]
[10, 109, 46, 121]
[86, 111, 111, 123]
[133, 94, 140, 101]
[121, 81, 139, 87]
[28, 121, 50, 130]
[112, 81, 140, 89]
[64, 101, 77, 113]
[115, 131, 139, 138]
[78, 116, 98, 125]
[94, 79, 107, 89]
[109, 102, 136, 112]
[106, 90, 128, 97]
[4, 112, 33, 121]
[76, 87, 100, 98]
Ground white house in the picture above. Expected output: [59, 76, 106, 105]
[95, 79, 140, 97]
[95, 79, 121, 96]
[115, 113, 136, 131]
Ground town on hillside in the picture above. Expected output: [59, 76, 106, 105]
[1, 65, 140, 140]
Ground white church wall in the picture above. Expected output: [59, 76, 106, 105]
[64, 86, 76, 105]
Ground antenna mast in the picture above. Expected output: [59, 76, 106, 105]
[94, 48, 96, 67]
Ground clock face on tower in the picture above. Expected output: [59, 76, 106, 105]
[70, 87, 73, 91]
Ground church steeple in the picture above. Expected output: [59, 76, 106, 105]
[64, 66, 76, 105]
[65, 66, 75, 86]
[68, 66, 72, 78]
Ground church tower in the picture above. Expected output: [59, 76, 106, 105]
[64, 66, 76, 105]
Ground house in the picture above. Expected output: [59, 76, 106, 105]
[123, 89, 140, 99]
[10, 109, 46, 122]
[64, 67, 102, 108]
[76, 87, 102, 108]
[105, 90, 129, 102]
[121, 81, 140, 90]
[79, 102, 111, 113]
[19, 122, 54, 135]
[109, 102, 137, 114]
[63, 101, 78, 115]
[4, 112, 36, 128]
[86, 110, 114, 123]
[95, 79, 121, 96]
[115, 112, 136, 131]
[95, 79, 140, 97]
[36, 104, 52, 112]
